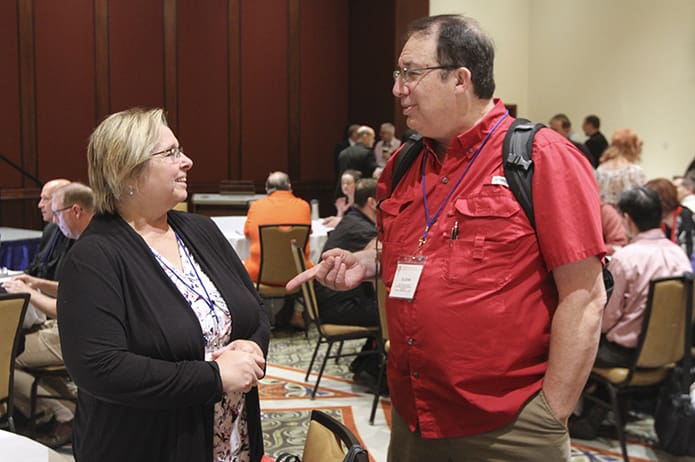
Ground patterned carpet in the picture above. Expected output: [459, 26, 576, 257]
[260, 327, 694, 462]
[49, 326, 692, 461]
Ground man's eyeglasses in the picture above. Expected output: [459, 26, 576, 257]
[52, 204, 73, 216]
[393, 65, 458, 84]
[151, 146, 184, 162]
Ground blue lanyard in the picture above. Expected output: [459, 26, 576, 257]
[419, 110, 509, 247]
[151, 232, 219, 324]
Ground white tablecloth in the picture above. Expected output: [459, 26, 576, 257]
[211, 216, 332, 264]
[191, 193, 266, 206]
[0, 430, 71, 461]
[0, 227, 43, 242]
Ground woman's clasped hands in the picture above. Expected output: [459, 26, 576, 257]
[212, 340, 266, 393]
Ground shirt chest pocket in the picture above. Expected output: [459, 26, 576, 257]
[445, 193, 525, 289]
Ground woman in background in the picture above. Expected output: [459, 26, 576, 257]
[595, 128, 647, 205]
[58, 108, 269, 462]
[323, 169, 362, 228]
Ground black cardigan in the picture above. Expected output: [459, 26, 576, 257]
[58, 211, 270, 462]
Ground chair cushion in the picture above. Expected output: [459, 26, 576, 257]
[592, 365, 672, 386]
[321, 324, 378, 337]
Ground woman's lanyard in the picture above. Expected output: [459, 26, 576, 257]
[419, 110, 509, 248]
[151, 231, 219, 324]
[661, 206, 681, 243]
[670, 206, 681, 242]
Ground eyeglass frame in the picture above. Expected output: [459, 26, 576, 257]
[151, 146, 185, 162]
[392, 65, 459, 84]
[51, 204, 74, 216]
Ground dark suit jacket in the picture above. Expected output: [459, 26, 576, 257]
[24, 223, 73, 280]
[338, 142, 377, 179]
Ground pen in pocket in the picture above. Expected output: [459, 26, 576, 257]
[450, 221, 459, 246]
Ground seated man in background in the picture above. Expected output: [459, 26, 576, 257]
[314, 179, 380, 384]
[570, 186, 692, 439]
[243, 171, 312, 328]
[21, 178, 72, 328]
[3, 182, 95, 448]
[25, 178, 73, 280]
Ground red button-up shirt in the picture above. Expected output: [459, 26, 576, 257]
[376, 100, 605, 438]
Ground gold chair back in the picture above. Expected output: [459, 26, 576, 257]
[376, 278, 388, 343]
[637, 276, 693, 368]
[302, 410, 366, 462]
[257, 224, 310, 288]
[290, 239, 320, 323]
[0, 293, 30, 430]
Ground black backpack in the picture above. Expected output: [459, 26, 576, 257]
[386, 118, 614, 298]
[389, 119, 543, 228]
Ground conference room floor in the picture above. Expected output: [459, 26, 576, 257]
[46, 326, 692, 462]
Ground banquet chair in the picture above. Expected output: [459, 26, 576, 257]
[0, 293, 30, 432]
[587, 273, 695, 462]
[302, 410, 368, 462]
[256, 224, 311, 298]
[219, 179, 255, 195]
[369, 278, 389, 425]
[291, 240, 378, 399]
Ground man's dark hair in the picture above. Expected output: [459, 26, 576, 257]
[617, 186, 662, 232]
[550, 113, 571, 130]
[407, 15, 496, 99]
[584, 115, 600, 129]
[354, 178, 377, 208]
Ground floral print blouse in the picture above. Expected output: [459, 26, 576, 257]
[150, 236, 250, 462]
[595, 163, 646, 205]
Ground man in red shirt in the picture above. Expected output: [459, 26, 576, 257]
[289, 14, 605, 461]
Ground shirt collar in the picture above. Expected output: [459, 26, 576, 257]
[347, 206, 375, 224]
[632, 228, 667, 242]
[452, 99, 507, 158]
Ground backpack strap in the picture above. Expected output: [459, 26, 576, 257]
[502, 118, 545, 230]
[389, 133, 423, 195]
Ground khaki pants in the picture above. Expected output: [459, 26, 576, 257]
[388, 391, 570, 462]
[14, 324, 74, 423]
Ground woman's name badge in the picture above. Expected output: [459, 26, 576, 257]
[389, 255, 426, 300]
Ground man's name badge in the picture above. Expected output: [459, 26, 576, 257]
[389, 255, 426, 300]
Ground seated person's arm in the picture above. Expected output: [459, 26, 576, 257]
[2, 278, 57, 318]
[16, 274, 59, 297]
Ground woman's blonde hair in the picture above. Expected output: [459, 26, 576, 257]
[88, 108, 167, 214]
[599, 128, 643, 164]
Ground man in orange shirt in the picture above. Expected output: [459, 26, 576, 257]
[244, 171, 312, 281]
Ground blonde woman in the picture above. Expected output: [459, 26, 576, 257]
[58, 108, 269, 462]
